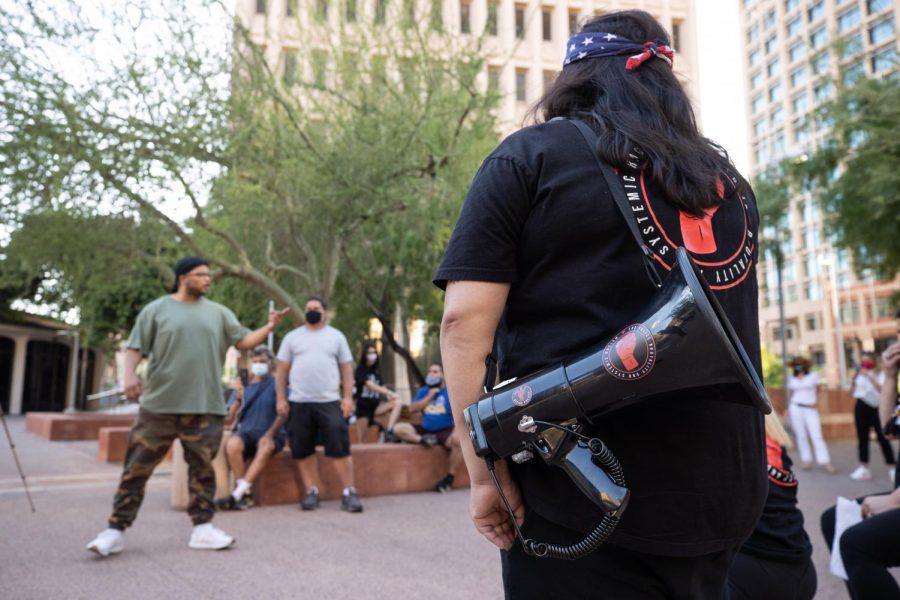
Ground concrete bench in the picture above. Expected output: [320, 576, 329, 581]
[96, 426, 175, 463]
[26, 412, 136, 441]
[172, 442, 470, 509]
[252, 444, 470, 506]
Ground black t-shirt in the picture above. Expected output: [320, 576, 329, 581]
[740, 436, 812, 563]
[354, 364, 383, 405]
[434, 120, 766, 557]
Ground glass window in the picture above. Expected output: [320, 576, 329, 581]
[750, 48, 761, 66]
[771, 106, 785, 125]
[256, 0, 266, 14]
[870, 18, 896, 45]
[286, 0, 295, 16]
[768, 58, 781, 77]
[764, 10, 776, 30]
[755, 142, 768, 164]
[794, 119, 810, 143]
[814, 80, 833, 101]
[754, 119, 766, 137]
[843, 61, 865, 86]
[766, 35, 778, 54]
[515, 5, 526, 39]
[569, 10, 579, 35]
[808, 1, 825, 23]
[428, 0, 440, 30]
[785, 0, 800, 13]
[868, 0, 892, 14]
[751, 71, 763, 89]
[789, 42, 806, 63]
[460, 1, 471, 33]
[487, 67, 500, 93]
[542, 9, 552, 41]
[810, 26, 828, 49]
[748, 24, 760, 45]
[787, 17, 802, 38]
[842, 33, 863, 57]
[282, 50, 297, 85]
[375, 0, 387, 24]
[769, 82, 783, 102]
[487, 2, 498, 35]
[872, 47, 898, 72]
[515, 69, 527, 101]
[791, 66, 807, 87]
[347, 0, 358, 22]
[543, 70, 555, 93]
[812, 52, 830, 74]
[792, 92, 809, 113]
[315, 0, 328, 20]
[838, 7, 861, 33]
[752, 95, 765, 113]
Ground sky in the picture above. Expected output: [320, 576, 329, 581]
[694, 0, 751, 175]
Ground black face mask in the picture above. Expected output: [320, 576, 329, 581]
[793, 367, 804, 376]
[305, 310, 322, 325]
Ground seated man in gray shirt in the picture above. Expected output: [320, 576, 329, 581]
[275, 296, 362, 513]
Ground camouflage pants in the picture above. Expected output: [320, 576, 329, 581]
[108, 410, 224, 530]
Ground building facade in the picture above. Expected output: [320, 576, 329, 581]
[739, 0, 900, 387]
[237, 0, 699, 135]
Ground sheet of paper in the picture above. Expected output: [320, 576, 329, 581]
[829, 496, 863, 580]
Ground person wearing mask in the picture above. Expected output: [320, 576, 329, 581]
[436, 10, 767, 597]
[353, 342, 399, 443]
[849, 352, 892, 481]
[727, 413, 816, 600]
[275, 296, 363, 513]
[216, 345, 286, 510]
[86, 256, 289, 556]
[389, 363, 463, 493]
[786, 356, 835, 473]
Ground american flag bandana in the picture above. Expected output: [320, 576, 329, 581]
[563, 32, 675, 71]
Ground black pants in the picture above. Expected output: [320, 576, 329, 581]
[854, 399, 895, 465]
[821, 497, 900, 600]
[725, 552, 816, 600]
[501, 509, 737, 600]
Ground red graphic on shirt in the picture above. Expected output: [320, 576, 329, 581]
[679, 205, 721, 255]
[615, 332, 639, 371]
[765, 434, 798, 487]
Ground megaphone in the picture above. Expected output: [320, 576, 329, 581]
[464, 247, 771, 559]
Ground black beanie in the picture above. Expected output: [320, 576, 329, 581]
[171, 256, 209, 293]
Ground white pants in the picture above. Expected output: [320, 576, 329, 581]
[789, 403, 831, 465]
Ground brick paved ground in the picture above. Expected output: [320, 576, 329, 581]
[1, 415, 896, 599]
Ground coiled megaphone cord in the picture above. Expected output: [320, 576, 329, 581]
[486, 430, 625, 561]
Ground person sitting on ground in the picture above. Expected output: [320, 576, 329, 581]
[388, 362, 463, 493]
[216, 345, 286, 510]
[353, 342, 399, 443]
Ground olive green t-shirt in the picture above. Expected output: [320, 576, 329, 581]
[126, 296, 250, 415]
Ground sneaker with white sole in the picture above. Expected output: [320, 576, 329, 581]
[849, 465, 872, 481]
[86, 528, 124, 557]
[188, 523, 235, 550]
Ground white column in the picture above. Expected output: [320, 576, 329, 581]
[9, 335, 28, 415]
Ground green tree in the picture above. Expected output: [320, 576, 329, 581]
[0, 1, 498, 377]
[794, 74, 900, 277]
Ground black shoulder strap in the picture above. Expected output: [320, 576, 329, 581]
[567, 119, 663, 289]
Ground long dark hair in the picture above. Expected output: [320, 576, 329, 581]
[358, 342, 380, 372]
[534, 10, 738, 216]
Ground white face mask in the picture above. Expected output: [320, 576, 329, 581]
[366, 353, 378, 365]
[250, 363, 269, 377]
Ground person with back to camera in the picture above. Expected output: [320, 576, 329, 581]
[786, 356, 835, 473]
[848, 352, 893, 482]
[727, 412, 816, 600]
[353, 342, 399, 443]
[436, 10, 767, 598]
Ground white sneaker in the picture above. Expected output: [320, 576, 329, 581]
[86, 528, 124, 557]
[188, 523, 235, 550]
[849, 466, 872, 481]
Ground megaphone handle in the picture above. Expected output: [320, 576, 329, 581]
[485, 453, 623, 561]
